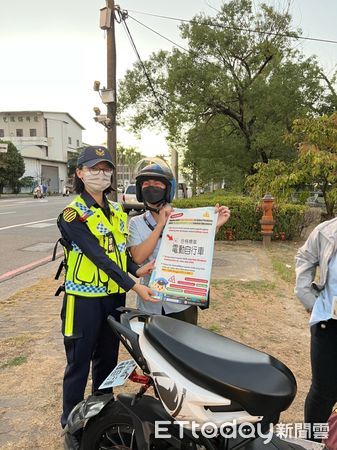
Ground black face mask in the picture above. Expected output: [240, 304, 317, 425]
[142, 186, 166, 205]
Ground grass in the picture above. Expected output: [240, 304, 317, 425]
[219, 279, 276, 293]
[207, 324, 221, 333]
[271, 256, 295, 284]
[4, 334, 35, 347]
[0, 333, 37, 371]
[1, 355, 27, 369]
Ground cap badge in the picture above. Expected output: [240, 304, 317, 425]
[95, 148, 105, 157]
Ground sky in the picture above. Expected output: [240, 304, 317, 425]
[1, 0, 337, 156]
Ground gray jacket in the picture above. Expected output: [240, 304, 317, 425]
[295, 217, 337, 310]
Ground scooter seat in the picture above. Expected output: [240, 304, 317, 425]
[144, 315, 296, 417]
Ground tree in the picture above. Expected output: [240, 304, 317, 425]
[285, 113, 337, 218]
[246, 113, 337, 218]
[67, 152, 80, 178]
[117, 144, 143, 183]
[0, 141, 25, 194]
[119, 0, 328, 181]
[19, 176, 35, 192]
[245, 159, 291, 200]
[184, 116, 251, 193]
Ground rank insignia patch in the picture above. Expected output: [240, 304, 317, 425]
[95, 148, 105, 156]
[63, 208, 77, 223]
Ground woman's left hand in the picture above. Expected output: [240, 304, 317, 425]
[215, 203, 231, 232]
[136, 259, 156, 278]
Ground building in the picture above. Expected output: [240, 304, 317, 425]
[116, 154, 134, 188]
[116, 151, 144, 189]
[0, 111, 84, 193]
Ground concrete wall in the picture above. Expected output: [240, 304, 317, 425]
[44, 112, 82, 162]
[0, 112, 44, 138]
[0, 111, 83, 193]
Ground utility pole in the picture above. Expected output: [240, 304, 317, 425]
[171, 148, 179, 198]
[98, 1, 118, 200]
[107, 0, 117, 200]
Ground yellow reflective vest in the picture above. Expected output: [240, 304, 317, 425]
[62, 195, 128, 297]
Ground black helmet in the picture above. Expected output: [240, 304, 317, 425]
[135, 158, 176, 203]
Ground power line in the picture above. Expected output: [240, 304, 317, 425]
[118, 13, 166, 117]
[128, 15, 226, 70]
[127, 8, 337, 45]
[129, 15, 189, 53]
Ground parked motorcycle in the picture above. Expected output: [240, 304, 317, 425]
[64, 308, 325, 450]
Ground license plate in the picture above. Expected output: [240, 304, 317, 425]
[99, 359, 137, 389]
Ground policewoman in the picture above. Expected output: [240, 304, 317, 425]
[58, 146, 155, 428]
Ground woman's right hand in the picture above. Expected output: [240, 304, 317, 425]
[132, 283, 159, 303]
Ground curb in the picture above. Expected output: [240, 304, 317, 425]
[0, 252, 63, 283]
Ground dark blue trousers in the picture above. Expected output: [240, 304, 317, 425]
[60, 293, 125, 427]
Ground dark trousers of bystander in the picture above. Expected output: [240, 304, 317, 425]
[60, 293, 125, 428]
[305, 319, 337, 442]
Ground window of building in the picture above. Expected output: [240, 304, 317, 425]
[30, 128, 37, 137]
[16, 129, 23, 137]
[26, 116, 31, 122]
[33, 115, 39, 122]
[18, 116, 23, 122]
[0, 129, 4, 138]
[76, 139, 80, 147]
[10, 117, 15, 122]
[68, 137, 72, 145]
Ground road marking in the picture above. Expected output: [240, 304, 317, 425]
[26, 223, 54, 228]
[0, 197, 69, 208]
[0, 211, 16, 215]
[0, 251, 63, 283]
[0, 200, 47, 208]
[23, 242, 55, 252]
[0, 218, 56, 231]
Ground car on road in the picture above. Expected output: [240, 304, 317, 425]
[121, 184, 144, 214]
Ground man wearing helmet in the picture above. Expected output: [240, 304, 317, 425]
[127, 159, 230, 324]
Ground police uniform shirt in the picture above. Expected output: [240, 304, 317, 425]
[59, 191, 138, 292]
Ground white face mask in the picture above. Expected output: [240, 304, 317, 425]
[82, 171, 112, 193]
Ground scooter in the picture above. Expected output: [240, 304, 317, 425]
[33, 186, 44, 199]
[63, 308, 325, 450]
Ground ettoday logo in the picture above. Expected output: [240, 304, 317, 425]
[155, 420, 329, 445]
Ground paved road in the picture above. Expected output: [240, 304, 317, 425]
[0, 193, 129, 283]
[0, 196, 73, 278]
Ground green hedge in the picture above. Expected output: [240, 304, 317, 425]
[172, 196, 308, 241]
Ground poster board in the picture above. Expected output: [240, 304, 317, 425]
[149, 207, 217, 306]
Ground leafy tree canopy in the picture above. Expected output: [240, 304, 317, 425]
[246, 113, 337, 218]
[117, 144, 143, 179]
[118, 0, 336, 188]
[286, 113, 337, 218]
[0, 141, 25, 194]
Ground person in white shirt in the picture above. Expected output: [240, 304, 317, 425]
[295, 217, 337, 442]
[127, 160, 230, 325]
